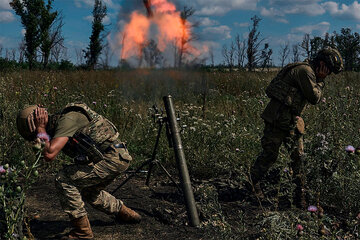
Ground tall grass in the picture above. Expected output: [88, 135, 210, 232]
[1, 69, 360, 239]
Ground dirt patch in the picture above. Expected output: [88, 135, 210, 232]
[25, 173, 209, 240]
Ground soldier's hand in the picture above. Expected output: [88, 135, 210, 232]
[316, 63, 330, 80]
[34, 107, 48, 129]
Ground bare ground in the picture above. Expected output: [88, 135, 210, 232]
[25, 169, 298, 240]
[25, 172, 216, 240]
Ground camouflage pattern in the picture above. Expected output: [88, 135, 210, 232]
[251, 61, 322, 188]
[250, 122, 304, 184]
[60, 103, 121, 162]
[53, 103, 132, 219]
[55, 140, 132, 219]
[261, 62, 324, 131]
[315, 47, 344, 74]
[16, 105, 38, 141]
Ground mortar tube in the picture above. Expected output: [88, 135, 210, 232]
[163, 95, 200, 227]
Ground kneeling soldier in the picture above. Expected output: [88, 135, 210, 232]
[17, 103, 141, 240]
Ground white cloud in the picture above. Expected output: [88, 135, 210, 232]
[264, 0, 325, 18]
[67, 40, 87, 48]
[194, 0, 258, 16]
[74, 0, 117, 9]
[285, 33, 305, 44]
[291, 22, 330, 36]
[269, 0, 322, 6]
[323, 1, 360, 21]
[260, 7, 284, 17]
[197, 17, 219, 27]
[276, 18, 289, 24]
[357, 24, 360, 29]
[201, 25, 231, 41]
[234, 22, 250, 28]
[83, 15, 111, 24]
[0, 0, 10, 10]
[0, 11, 14, 22]
[260, 7, 289, 23]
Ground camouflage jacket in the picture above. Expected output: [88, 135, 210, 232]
[261, 62, 324, 130]
[57, 103, 119, 162]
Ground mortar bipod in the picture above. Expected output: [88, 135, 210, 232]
[111, 104, 181, 195]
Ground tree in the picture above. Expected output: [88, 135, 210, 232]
[143, 39, 163, 68]
[310, 36, 324, 58]
[18, 41, 26, 63]
[75, 47, 85, 66]
[260, 43, 272, 71]
[235, 33, 246, 69]
[84, 0, 107, 70]
[10, 0, 44, 69]
[38, 0, 60, 68]
[40, 8, 64, 68]
[246, 15, 264, 71]
[10, 0, 62, 69]
[100, 41, 114, 69]
[222, 42, 235, 71]
[176, 6, 196, 68]
[279, 42, 290, 67]
[208, 46, 214, 67]
[51, 38, 66, 63]
[292, 44, 300, 62]
[300, 33, 311, 60]
[334, 28, 360, 71]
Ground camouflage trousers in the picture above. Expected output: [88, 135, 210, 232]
[250, 121, 304, 185]
[55, 143, 132, 219]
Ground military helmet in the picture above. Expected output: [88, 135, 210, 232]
[16, 105, 38, 141]
[315, 47, 344, 74]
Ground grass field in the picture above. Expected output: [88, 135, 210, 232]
[1, 69, 360, 239]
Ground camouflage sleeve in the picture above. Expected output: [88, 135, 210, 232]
[53, 112, 89, 138]
[294, 66, 324, 105]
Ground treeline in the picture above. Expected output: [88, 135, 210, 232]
[221, 15, 360, 72]
[0, 0, 107, 71]
[2, 1, 360, 72]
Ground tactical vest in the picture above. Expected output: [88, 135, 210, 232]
[61, 103, 119, 162]
[265, 62, 309, 115]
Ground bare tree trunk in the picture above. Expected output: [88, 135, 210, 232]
[209, 46, 214, 67]
[235, 34, 246, 69]
[301, 33, 311, 60]
[247, 15, 263, 71]
[101, 42, 114, 69]
[18, 41, 25, 63]
[75, 47, 84, 65]
[279, 42, 290, 67]
[292, 44, 300, 62]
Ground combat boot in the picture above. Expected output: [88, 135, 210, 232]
[115, 204, 142, 224]
[61, 215, 94, 240]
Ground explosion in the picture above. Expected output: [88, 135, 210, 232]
[119, 0, 205, 65]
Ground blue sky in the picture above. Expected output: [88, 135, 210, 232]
[0, 0, 359, 66]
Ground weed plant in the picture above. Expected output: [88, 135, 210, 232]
[1, 69, 360, 239]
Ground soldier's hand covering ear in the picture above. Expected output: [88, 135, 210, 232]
[34, 107, 48, 129]
[316, 62, 330, 81]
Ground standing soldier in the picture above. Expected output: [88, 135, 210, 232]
[16, 103, 142, 240]
[249, 47, 343, 208]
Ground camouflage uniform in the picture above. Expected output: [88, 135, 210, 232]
[50, 103, 132, 220]
[250, 62, 323, 195]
